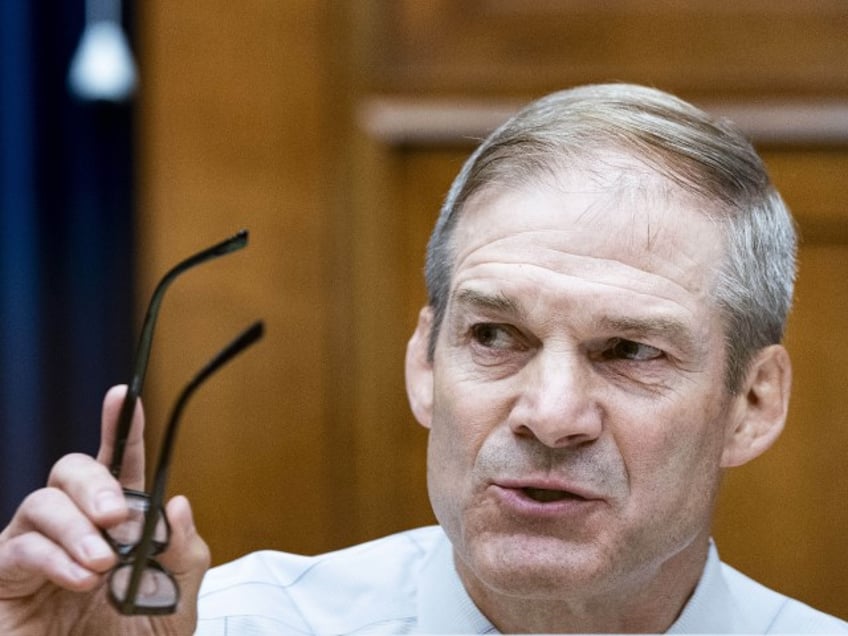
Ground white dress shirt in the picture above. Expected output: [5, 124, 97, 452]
[194, 525, 847, 634]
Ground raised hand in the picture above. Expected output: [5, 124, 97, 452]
[0, 385, 210, 635]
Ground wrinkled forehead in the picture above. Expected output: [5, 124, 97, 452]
[449, 158, 727, 299]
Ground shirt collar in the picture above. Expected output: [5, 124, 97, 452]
[668, 540, 755, 633]
[417, 530, 497, 634]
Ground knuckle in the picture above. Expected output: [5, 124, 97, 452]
[47, 452, 97, 487]
[6, 488, 78, 545]
[13, 487, 97, 541]
[19, 487, 67, 520]
[8, 531, 48, 561]
[0, 531, 51, 576]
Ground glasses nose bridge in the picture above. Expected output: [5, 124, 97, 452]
[509, 347, 603, 447]
[104, 489, 170, 558]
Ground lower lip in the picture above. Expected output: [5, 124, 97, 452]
[490, 485, 602, 520]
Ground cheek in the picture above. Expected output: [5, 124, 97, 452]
[431, 373, 507, 450]
[425, 402, 464, 536]
[427, 388, 483, 480]
[619, 400, 728, 516]
[426, 379, 505, 516]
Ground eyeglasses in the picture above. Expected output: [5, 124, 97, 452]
[104, 231, 263, 615]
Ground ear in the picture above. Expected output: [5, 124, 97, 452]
[721, 345, 792, 468]
[405, 306, 435, 429]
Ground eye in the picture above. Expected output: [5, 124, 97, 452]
[470, 323, 520, 350]
[602, 338, 664, 362]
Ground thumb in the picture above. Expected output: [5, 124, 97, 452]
[159, 495, 211, 622]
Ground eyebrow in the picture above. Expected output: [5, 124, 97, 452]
[452, 288, 703, 354]
[453, 288, 524, 318]
[454, 289, 700, 348]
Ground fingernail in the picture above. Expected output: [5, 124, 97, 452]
[95, 490, 123, 515]
[81, 534, 113, 561]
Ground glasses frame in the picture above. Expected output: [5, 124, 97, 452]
[104, 230, 262, 615]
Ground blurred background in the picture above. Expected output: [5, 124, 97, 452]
[1, 0, 847, 619]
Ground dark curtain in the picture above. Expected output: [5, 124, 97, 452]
[0, 1, 134, 522]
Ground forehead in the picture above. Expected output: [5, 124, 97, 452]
[449, 162, 725, 319]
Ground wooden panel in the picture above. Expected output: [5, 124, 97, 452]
[137, 1, 342, 563]
[715, 243, 848, 617]
[369, 0, 848, 97]
[762, 150, 848, 243]
[334, 129, 437, 543]
[360, 98, 848, 147]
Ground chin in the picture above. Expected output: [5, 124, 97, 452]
[458, 528, 617, 599]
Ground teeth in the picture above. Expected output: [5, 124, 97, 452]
[523, 487, 573, 503]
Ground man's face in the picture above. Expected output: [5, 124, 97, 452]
[412, 162, 747, 601]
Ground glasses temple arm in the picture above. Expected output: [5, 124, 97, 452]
[151, 319, 264, 501]
[110, 229, 250, 478]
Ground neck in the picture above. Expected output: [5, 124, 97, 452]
[456, 535, 711, 634]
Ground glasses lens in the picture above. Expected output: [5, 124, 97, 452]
[104, 490, 169, 557]
[109, 560, 179, 614]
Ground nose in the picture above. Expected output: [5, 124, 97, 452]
[508, 350, 603, 448]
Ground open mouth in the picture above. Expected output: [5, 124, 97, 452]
[521, 487, 583, 503]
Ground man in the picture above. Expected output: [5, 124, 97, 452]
[1, 83, 846, 634]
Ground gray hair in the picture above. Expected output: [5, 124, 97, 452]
[424, 83, 797, 393]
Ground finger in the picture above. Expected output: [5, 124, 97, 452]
[0, 531, 104, 597]
[46, 453, 128, 532]
[96, 385, 146, 491]
[158, 496, 210, 616]
[6, 486, 119, 575]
